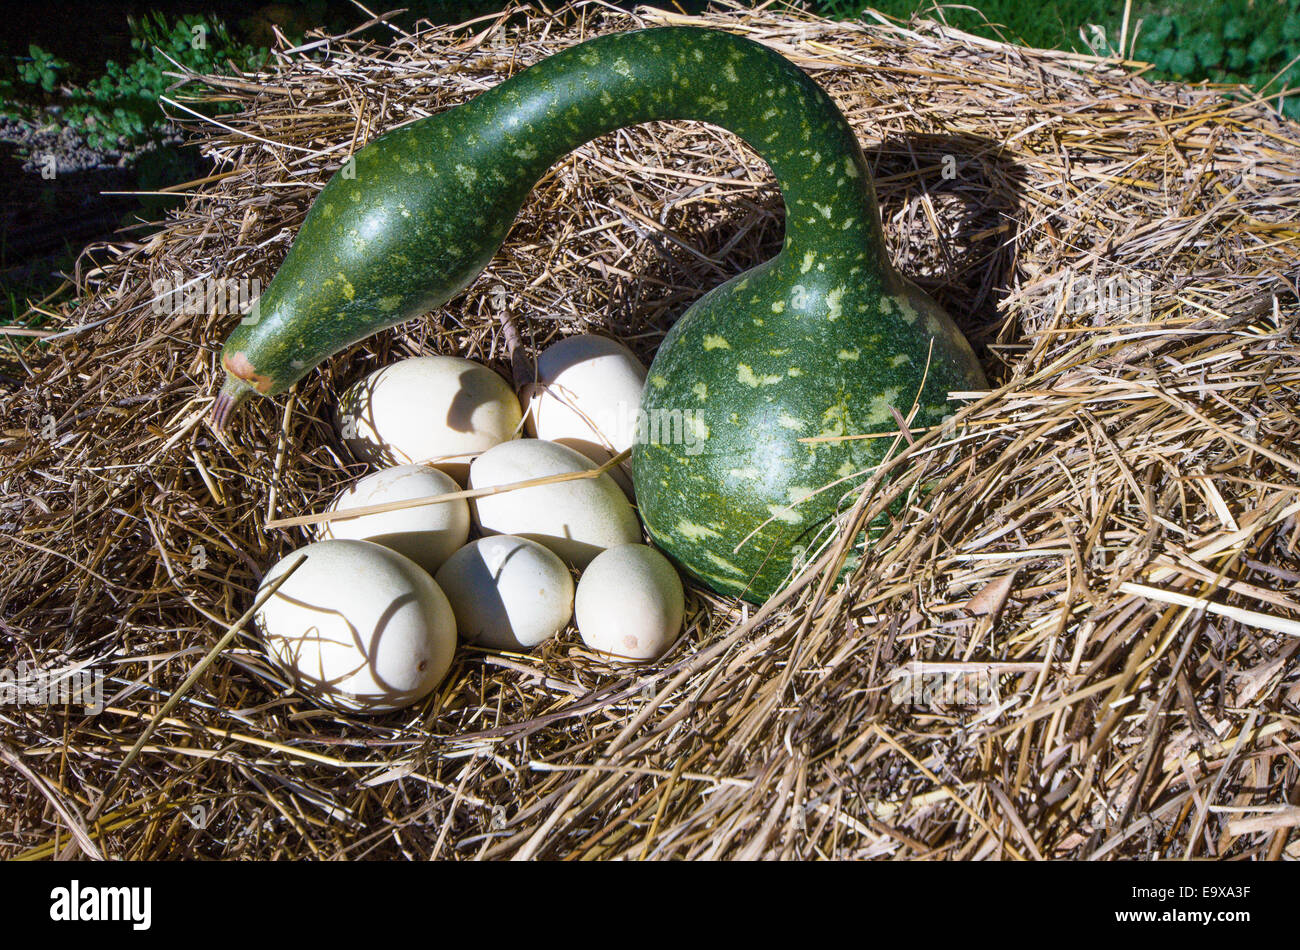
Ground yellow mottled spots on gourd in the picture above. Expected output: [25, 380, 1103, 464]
[889, 353, 911, 368]
[723, 63, 738, 82]
[762, 108, 779, 120]
[378, 296, 401, 313]
[766, 504, 803, 525]
[820, 402, 849, 438]
[846, 156, 859, 177]
[400, 160, 418, 175]
[513, 145, 538, 160]
[676, 519, 720, 541]
[788, 367, 803, 377]
[813, 202, 833, 219]
[692, 382, 708, 401]
[337, 274, 355, 301]
[737, 364, 783, 387]
[771, 300, 785, 314]
[600, 90, 613, 106]
[322, 203, 334, 218]
[690, 416, 710, 441]
[896, 299, 921, 325]
[836, 460, 858, 479]
[801, 251, 816, 274]
[651, 374, 668, 389]
[777, 412, 805, 431]
[454, 164, 477, 187]
[696, 567, 743, 589]
[702, 334, 730, 350]
[729, 467, 760, 480]
[826, 285, 845, 321]
[837, 348, 859, 361]
[867, 387, 903, 424]
[787, 485, 816, 505]
[703, 551, 745, 576]
[768, 348, 788, 356]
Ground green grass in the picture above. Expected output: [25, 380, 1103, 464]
[818, 0, 1119, 50]
[813, 1, 1300, 117]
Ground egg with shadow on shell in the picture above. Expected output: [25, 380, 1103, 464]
[520, 334, 646, 496]
[469, 438, 642, 568]
[315, 464, 469, 576]
[338, 355, 522, 484]
[255, 539, 457, 713]
[435, 535, 574, 652]
[575, 543, 685, 662]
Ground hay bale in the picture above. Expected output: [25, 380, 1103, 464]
[2, 1, 1298, 860]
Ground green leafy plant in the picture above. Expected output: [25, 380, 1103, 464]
[7, 14, 268, 151]
[16, 44, 69, 93]
[1132, 3, 1300, 119]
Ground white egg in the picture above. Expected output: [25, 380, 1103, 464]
[316, 464, 469, 575]
[521, 334, 646, 471]
[435, 535, 574, 651]
[575, 544, 685, 662]
[255, 539, 457, 713]
[470, 439, 642, 567]
[339, 355, 521, 482]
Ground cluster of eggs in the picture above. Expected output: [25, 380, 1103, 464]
[254, 335, 686, 714]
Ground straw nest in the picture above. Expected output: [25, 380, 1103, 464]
[3, 1, 1299, 860]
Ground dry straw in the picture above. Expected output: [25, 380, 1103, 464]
[2, 0, 1299, 859]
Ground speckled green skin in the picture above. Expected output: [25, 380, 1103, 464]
[216, 26, 986, 602]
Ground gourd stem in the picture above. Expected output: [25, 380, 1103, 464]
[212, 377, 253, 430]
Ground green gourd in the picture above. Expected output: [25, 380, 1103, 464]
[214, 26, 987, 602]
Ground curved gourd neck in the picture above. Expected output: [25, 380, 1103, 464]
[212, 26, 900, 421]
[472, 27, 889, 268]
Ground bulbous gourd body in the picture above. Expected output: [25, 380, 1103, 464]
[215, 26, 986, 602]
[634, 259, 982, 602]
